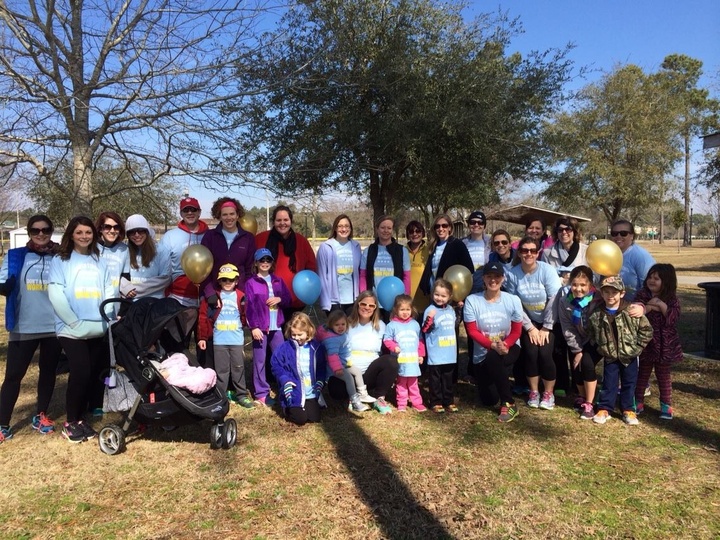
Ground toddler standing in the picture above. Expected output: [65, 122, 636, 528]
[383, 294, 426, 412]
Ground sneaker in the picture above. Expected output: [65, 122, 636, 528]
[636, 402, 645, 414]
[554, 389, 567, 398]
[62, 422, 86, 443]
[254, 396, 276, 407]
[226, 390, 240, 404]
[0, 425, 13, 442]
[413, 404, 428, 412]
[623, 411, 639, 425]
[432, 405, 445, 414]
[397, 406, 407, 412]
[445, 404, 458, 413]
[90, 407, 104, 418]
[351, 393, 370, 412]
[32, 412, 55, 434]
[358, 392, 377, 404]
[498, 402, 518, 423]
[539, 391, 555, 410]
[593, 410, 611, 424]
[237, 396, 255, 409]
[660, 402, 673, 420]
[573, 396, 585, 412]
[527, 391, 540, 408]
[373, 397, 392, 415]
[77, 420, 97, 439]
[579, 402, 594, 420]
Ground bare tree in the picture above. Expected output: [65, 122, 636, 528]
[0, 0, 276, 215]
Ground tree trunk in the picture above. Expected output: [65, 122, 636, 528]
[72, 143, 94, 216]
[369, 170, 385, 224]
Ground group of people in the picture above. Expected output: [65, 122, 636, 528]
[0, 201, 682, 440]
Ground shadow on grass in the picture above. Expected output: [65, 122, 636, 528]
[321, 407, 453, 540]
[673, 381, 720, 400]
[639, 404, 720, 449]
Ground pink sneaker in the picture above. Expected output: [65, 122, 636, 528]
[413, 404, 428, 412]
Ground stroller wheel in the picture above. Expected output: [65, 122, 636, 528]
[209, 423, 223, 449]
[98, 424, 126, 455]
[221, 419, 237, 449]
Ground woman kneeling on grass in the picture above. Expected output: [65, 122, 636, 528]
[327, 291, 399, 415]
[463, 262, 523, 423]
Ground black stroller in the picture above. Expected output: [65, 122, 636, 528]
[97, 297, 237, 455]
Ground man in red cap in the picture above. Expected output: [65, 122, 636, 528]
[159, 196, 209, 307]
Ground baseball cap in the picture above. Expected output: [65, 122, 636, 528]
[217, 264, 239, 280]
[467, 211, 486, 224]
[483, 261, 504, 277]
[180, 197, 200, 211]
[254, 248, 273, 261]
[599, 275, 625, 291]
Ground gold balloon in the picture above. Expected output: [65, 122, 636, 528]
[443, 264, 473, 302]
[180, 245, 214, 285]
[239, 214, 258, 235]
[586, 239, 623, 276]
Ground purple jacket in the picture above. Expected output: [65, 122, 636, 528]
[244, 273, 292, 332]
[200, 224, 256, 298]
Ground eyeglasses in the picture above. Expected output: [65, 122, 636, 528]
[493, 240, 509, 246]
[434, 223, 451, 230]
[101, 224, 121, 232]
[610, 230, 631, 237]
[28, 227, 52, 236]
[467, 220, 484, 226]
[519, 248, 539, 255]
[557, 226, 573, 234]
[359, 302, 377, 309]
[258, 257, 273, 263]
[127, 229, 148, 236]
[181, 207, 199, 213]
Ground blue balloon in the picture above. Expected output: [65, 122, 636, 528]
[376, 276, 404, 311]
[292, 270, 322, 305]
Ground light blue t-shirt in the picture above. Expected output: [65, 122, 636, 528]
[340, 320, 386, 374]
[422, 304, 457, 366]
[506, 261, 561, 325]
[0, 251, 56, 335]
[463, 292, 523, 364]
[384, 319, 421, 377]
[98, 242, 130, 297]
[334, 240, 355, 304]
[128, 244, 171, 300]
[214, 290, 244, 346]
[618, 244, 655, 302]
[222, 228, 238, 249]
[263, 274, 279, 331]
[360, 245, 410, 290]
[463, 237, 489, 270]
[297, 343, 314, 397]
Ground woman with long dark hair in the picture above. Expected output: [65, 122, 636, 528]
[120, 214, 171, 300]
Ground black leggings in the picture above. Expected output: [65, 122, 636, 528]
[520, 326, 556, 381]
[328, 354, 399, 400]
[572, 343, 603, 383]
[0, 337, 62, 425]
[475, 345, 521, 407]
[59, 337, 106, 422]
[285, 398, 321, 426]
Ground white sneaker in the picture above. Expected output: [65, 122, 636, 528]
[359, 392, 376, 404]
[350, 393, 370, 412]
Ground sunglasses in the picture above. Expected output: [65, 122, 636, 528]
[408, 229, 423, 234]
[610, 230, 631, 237]
[434, 223, 451, 230]
[181, 207, 199, 213]
[359, 302, 377, 309]
[219, 277, 236, 283]
[467, 220, 484, 226]
[28, 227, 52, 236]
[127, 229, 148, 236]
[258, 257, 273, 263]
[101, 224, 121, 232]
[493, 240, 509, 246]
[557, 226, 573, 234]
[519, 248, 539, 255]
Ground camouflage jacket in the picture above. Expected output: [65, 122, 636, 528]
[586, 301, 653, 365]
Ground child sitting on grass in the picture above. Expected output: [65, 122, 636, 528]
[586, 276, 653, 425]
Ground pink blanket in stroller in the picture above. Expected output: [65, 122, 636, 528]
[159, 353, 217, 394]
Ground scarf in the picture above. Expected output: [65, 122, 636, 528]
[569, 293, 593, 326]
[26, 239, 58, 255]
[266, 227, 297, 273]
[558, 241, 580, 267]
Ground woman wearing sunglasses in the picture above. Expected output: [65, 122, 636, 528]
[542, 217, 588, 275]
[95, 212, 130, 299]
[610, 219, 655, 302]
[120, 214, 171, 301]
[506, 236, 562, 411]
[404, 220, 430, 313]
[326, 291, 399, 414]
[317, 214, 361, 315]
[418, 214, 473, 298]
[487, 229, 517, 272]
[0, 216, 62, 442]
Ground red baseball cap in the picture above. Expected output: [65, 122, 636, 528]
[180, 197, 200, 211]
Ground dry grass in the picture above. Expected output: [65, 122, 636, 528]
[0, 244, 719, 539]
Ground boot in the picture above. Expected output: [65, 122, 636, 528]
[357, 384, 376, 403]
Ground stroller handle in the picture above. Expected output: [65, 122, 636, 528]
[100, 297, 133, 322]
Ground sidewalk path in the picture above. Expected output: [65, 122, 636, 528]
[679, 275, 718, 287]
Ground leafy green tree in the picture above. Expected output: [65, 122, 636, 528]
[544, 65, 680, 223]
[226, 0, 571, 222]
[659, 54, 720, 246]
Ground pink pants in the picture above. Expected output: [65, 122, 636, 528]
[396, 376, 423, 408]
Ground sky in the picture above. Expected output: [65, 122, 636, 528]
[189, 0, 720, 217]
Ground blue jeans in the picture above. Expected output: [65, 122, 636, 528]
[598, 358, 638, 413]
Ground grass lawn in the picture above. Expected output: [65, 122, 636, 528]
[0, 241, 718, 539]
